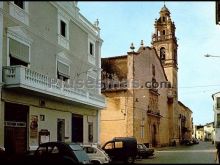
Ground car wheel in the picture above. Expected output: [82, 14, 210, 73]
[126, 156, 134, 164]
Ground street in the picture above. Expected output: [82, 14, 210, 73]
[135, 141, 217, 164]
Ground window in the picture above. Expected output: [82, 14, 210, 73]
[217, 97, 220, 108]
[58, 10, 70, 49]
[57, 61, 70, 82]
[174, 49, 177, 63]
[152, 64, 155, 77]
[85, 147, 96, 154]
[88, 37, 96, 65]
[115, 142, 123, 148]
[10, 57, 28, 67]
[162, 17, 165, 22]
[89, 42, 94, 56]
[104, 142, 114, 149]
[160, 47, 166, 61]
[88, 122, 93, 142]
[141, 125, 144, 139]
[163, 30, 166, 35]
[9, 2, 29, 25]
[14, 0, 24, 9]
[60, 20, 66, 37]
[51, 146, 59, 154]
[9, 38, 30, 67]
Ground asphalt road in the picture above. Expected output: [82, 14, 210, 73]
[135, 141, 217, 164]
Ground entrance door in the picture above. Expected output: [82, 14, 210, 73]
[152, 124, 157, 147]
[4, 102, 28, 155]
[72, 114, 83, 142]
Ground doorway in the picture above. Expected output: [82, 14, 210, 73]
[4, 102, 29, 155]
[57, 119, 65, 142]
[72, 114, 83, 143]
[152, 124, 157, 147]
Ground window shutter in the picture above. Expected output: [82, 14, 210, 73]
[57, 61, 70, 78]
[9, 38, 30, 64]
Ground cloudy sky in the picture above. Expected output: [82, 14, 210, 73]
[78, 1, 220, 125]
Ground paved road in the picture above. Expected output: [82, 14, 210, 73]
[135, 141, 217, 164]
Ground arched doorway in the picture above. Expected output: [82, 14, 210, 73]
[152, 124, 157, 147]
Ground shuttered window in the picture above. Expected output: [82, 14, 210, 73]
[9, 38, 30, 64]
[57, 61, 70, 80]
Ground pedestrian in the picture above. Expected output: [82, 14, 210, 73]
[216, 143, 220, 164]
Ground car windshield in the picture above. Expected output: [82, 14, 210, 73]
[68, 144, 90, 162]
[73, 150, 90, 162]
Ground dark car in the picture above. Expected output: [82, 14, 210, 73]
[180, 139, 193, 146]
[192, 138, 199, 144]
[102, 137, 137, 164]
[0, 147, 7, 164]
[136, 143, 154, 159]
[25, 142, 90, 164]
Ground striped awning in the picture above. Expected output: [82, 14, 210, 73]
[9, 38, 30, 64]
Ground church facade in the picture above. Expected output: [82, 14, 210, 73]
[100, 5, 193, 147]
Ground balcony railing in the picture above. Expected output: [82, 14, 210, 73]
[3, 65, 105, 109]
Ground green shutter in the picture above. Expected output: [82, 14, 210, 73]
[57, 61, 70, 78]
[9, 38, 30, 64]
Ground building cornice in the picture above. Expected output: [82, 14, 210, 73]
[49, 2, 102, 41]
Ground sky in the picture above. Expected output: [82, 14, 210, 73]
[78, 1, 220, 125]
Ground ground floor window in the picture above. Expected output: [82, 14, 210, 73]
[88, 122, 93, 142]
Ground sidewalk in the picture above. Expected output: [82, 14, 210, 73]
[154, 145, 178, 151]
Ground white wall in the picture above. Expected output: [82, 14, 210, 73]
[29, 106, 72, 149]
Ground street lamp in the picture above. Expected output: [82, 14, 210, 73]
[204, 54, 220, 58]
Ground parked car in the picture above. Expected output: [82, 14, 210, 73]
[81, 144, 111, 164]
[180, 139, 193, 146]
[192, 138, 199, 144]
[0, 147, 7, 164]
[25, 141, 90, 164]
[136, 143, 154, 159]
[102, 137, 137, 164]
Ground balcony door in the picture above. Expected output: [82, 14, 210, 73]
[72, 114, 83, 143]
[4, 102, 28, 155]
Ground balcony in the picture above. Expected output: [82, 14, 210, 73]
[2, 65, 106, 109]
[147, 110, 162, 118]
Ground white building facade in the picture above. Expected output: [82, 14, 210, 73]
[0, 1, 105, 154]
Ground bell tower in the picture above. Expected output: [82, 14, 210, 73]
[152, 4, 179, 144]
[151, 4, 178, 99]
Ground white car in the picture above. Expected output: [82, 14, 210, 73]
[81, 144, 111, 164]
